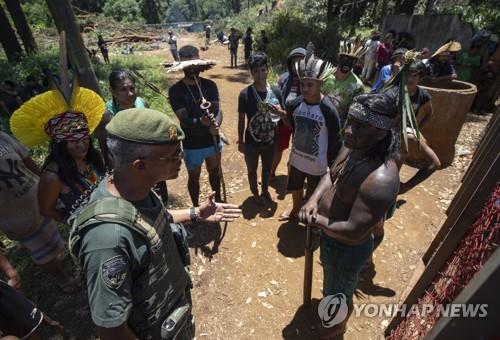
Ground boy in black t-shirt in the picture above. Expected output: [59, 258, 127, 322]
[238, 52, 286, 205]
[168, 45, 223, 206]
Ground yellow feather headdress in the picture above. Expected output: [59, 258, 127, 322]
[9, 32, 104, 147]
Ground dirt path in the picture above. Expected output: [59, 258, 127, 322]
[9, 34, 490, 340]
[161, 37, 492, 340]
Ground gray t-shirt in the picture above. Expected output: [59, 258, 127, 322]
[0, 132, 41, 239]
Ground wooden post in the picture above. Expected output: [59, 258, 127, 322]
[303, 223, 313, 305]
[385, 151, 499, 335]
[0, 3, 23, 62]
[424, 115, 499, 262]
[45, 0, 102, 96]
[4, 0, 37, 54]
[425, 248, 500, 340]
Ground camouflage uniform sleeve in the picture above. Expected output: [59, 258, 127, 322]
[79, 224, 137, 328]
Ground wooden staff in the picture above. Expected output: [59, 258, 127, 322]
[199, 98, 227, 202]
[303, 220, 313, 305]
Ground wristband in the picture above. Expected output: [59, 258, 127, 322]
[189, 207, 198, 223]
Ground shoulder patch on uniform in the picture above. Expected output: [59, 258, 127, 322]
[101, 255, 128, 289]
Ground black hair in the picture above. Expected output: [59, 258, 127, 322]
[43, 138, 105, 191]
[178, 45, 199, 58]
[3, 80, 15, 87]
[355, 89, 401, 162]
[409, 60, 426, 75]
[371, 128, 400, 163]
[248, 52, 268, 70]
[109, 69, 135, 90]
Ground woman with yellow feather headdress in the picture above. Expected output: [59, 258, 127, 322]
[10, 38, 106, 224]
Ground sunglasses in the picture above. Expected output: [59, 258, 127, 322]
[143, 148, 184, 162]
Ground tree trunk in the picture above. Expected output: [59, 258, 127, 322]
[141, 0, 161, 24]
[45, 0, 102, 95]
[372, 0, 379, 21]
[402, 0, 419, 14]
[424, 0, 435, 15]
[0, 3, 23, 62]
[4, 0, 37, 54]
[325, 0, 344, 61]
[395, 0, 419, 15]
[233, 0, 240, 13]
[382, 0, 389, 15]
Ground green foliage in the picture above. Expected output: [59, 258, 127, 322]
[21, 0, 53, 29]
[103, 0, 143, 23]
[439, 1, 500, 33]
[264, 10, 316, 65]
[142, 0, 162, 24]
[166, 0, 193, 21]
[93, 55, 173, 113]
[0, 47, 59, 85]
[198, 0, 232, 20]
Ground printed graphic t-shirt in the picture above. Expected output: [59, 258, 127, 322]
[288, 97, 341, 176]
[0, 132, 41, 239]
[238, 85, 284, 146]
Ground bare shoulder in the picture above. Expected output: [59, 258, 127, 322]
[40, 163, 62, 183]
[360, 160, 400, 204]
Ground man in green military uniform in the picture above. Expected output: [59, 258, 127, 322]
[322, 40, 366, 125]
[69, 108, 241, 340]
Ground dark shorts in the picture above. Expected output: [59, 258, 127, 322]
[0, 281, 43, 338]
[286, 165, 322, 192]
[320, 234, 374, 305]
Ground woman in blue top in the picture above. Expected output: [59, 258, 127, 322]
[97, 70, 147, 165]
[105, 69, 147, 116]
[102, 70, 169, 203]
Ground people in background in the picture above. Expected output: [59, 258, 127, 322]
[228, 28, 239, 68]
[98, 34, 110, 64]
[20, 75, 44, 102]
[457, 43, 482, 83]
[371, 48, 407, 93]
[168, 30, 180, 62]
[243, 27, 254, 64]
[0, 80, 23, 117]
[361, 31, 381, 83]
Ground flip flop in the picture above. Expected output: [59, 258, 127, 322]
[278, 211, 298, 222]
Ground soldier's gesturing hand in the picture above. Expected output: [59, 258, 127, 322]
[199, 192, 242, 222]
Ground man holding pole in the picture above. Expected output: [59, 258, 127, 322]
[299, 91, 400, 338]
[168, 45, 223, 207]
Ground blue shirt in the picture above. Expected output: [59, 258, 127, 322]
[371, 64, 393, 93]
[105, 97, 146, 116]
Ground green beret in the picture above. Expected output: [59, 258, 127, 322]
[106, 108, 184, 144]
